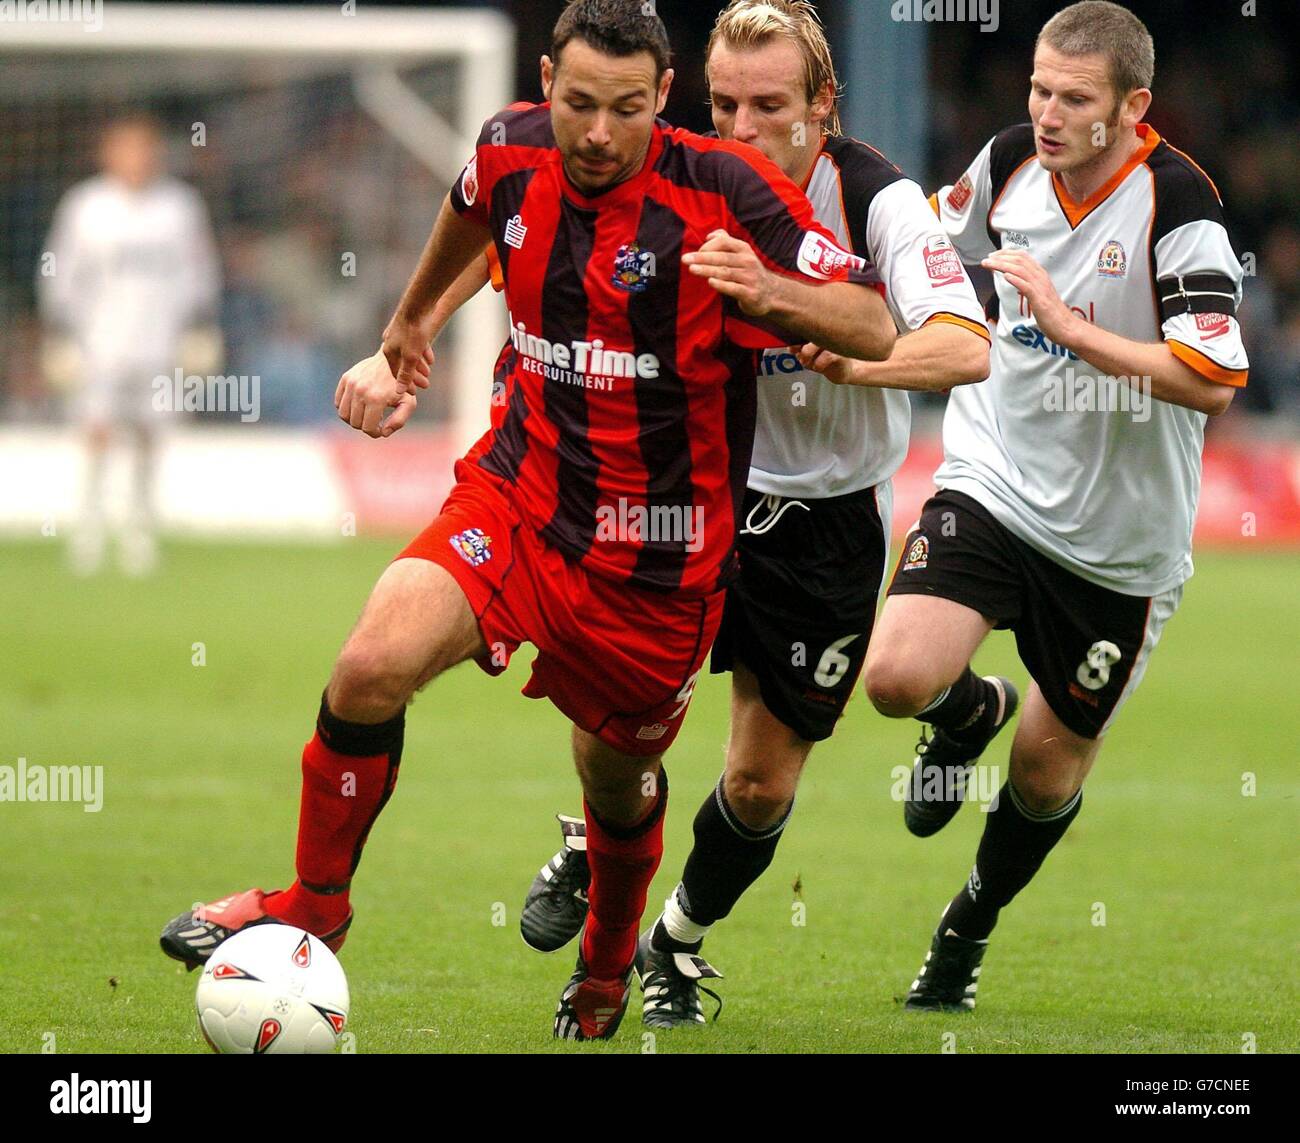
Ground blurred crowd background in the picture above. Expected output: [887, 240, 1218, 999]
[1, 0, 1295, 427]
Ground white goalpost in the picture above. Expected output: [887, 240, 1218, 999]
[1, 2, 515, 452]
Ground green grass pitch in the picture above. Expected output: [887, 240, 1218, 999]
[1, 538, 1296, 1054]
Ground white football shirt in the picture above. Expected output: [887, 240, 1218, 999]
[748, 134, 988, 501]
[39, 174, 221, 389]
[931, 123, 1248, 596]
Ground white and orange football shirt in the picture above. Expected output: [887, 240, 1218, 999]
[931, 123, 1248, 596]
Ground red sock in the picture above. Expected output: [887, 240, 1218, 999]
[264, 695, 403, 933]
[581, 774, 667, 978]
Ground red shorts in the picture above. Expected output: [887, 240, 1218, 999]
[395, 462, 723, 756]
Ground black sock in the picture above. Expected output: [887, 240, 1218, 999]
[918, 668, 998, 744]
[671, 777, 792, 939]
[941, 781, 1083, 940]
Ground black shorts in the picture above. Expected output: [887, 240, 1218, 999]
[887, 489, 1182, 739]
[711, 484, 889, 742]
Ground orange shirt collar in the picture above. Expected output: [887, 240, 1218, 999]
[1052, 123, 1161, 227]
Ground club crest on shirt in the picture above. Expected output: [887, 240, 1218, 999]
[611, 242, 656, 293]
[450, 528, 493, 567]
[902, 534, 930, 571]
[1096, 239, 1127, 278]
[1195, 312, 1231, 341]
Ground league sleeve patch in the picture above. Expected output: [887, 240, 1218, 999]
[923, 235, 965, 288]
[460, 155, 479, 207]
[946, 173, 974, 213]
[1195, 312, 1231, 341]
[797, 230, 867, 281]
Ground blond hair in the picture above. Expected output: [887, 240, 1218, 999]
[1038, 1, 1155, 96]
[707, 1, 842, 136]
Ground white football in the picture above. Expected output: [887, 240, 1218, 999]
[195, 924, 349, 1054]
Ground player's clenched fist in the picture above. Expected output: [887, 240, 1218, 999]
[334, 350, 420, 439]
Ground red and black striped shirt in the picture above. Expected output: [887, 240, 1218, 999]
[452, 102, 875, 596]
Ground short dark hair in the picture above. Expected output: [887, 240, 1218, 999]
[1038, 1, 1154, 96]
[551, 0, 672, 80]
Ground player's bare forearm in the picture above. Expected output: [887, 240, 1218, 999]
[983, 248, 1236, 415]
[428, 247, 493, 343]
[818, 321, 990, 391]
[683, 230, 893, 360]
[382, 197, 491, 383]
[391, 196, 490, 324]
[1065, 320, 1237, 417]
[767, 277, 896, 361]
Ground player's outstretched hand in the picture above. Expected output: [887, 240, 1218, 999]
[684, 229, 775, 317]
[795, 342, 858, 385]
[335, 350, 411, 439]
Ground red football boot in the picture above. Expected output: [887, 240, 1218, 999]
[159, 888, 352, 970]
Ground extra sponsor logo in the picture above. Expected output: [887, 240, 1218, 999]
[461, 156, 479, 207]
[1196, 312, 1231, 341]
[1011, 295, 1096, 360]
[1097, 239, 1127, 278]
[636, 723, 669, 741]
[797, 230, 867, 281]
[902, 534, 929, 571]
[947, 172, 974, 213]
[449, 528, 493, 567]
[1011, 324, 1080, 360]
[759, 349, 807, 376]
[1003, 229, 1030, 250]
[611, 242, 656, 293]
[924, 233, 964, 287]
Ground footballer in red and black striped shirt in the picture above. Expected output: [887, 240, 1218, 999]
[162, 0, 894, 1046]
[449, 100, 884, 597]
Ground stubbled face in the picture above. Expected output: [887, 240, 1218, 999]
[707, 38, 830, 182]
[1029, 44, 1131, 177]
[100, 123, 163, 189]
[543, 38, 672, 196]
